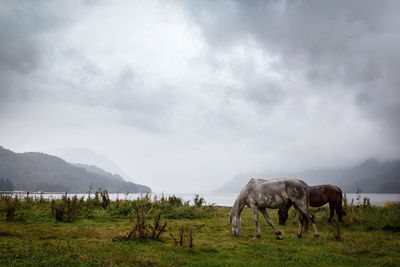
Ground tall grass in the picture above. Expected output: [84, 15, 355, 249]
[0, 196, 21, 221]
[1, 193, 399, 266]
[282, 195, 400, 235]
[339, 194, 400, 232]
[0, 191, 215, 223]
[50, 195, 84, 222]
[112, 202, 168, 243]
[108, 194, 215, 219]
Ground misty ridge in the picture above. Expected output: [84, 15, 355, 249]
[216, 158, 400, 194]
[1, 145, 399, 194]
[0, 146, 150, 193]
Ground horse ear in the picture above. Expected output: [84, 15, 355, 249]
[227, 212, 231, 217]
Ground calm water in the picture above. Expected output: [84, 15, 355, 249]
[4, 192, 400, 207]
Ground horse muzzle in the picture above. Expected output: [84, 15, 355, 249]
[232, 228, 240, 237]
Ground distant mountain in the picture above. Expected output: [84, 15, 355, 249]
[53, 148, 132, 180]
[0, 146, 151, 193]
[0, 178, 14, 191]
[215, 158, 400, 193]
[73, 163, 124, 181]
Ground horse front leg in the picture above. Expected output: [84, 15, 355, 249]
[260, 209, 282, 240]
[250, 204, 261, 238]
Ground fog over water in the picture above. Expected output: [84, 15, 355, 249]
[1, 1, 399, 192]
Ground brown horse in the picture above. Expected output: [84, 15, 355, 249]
[278, 184, 346, 225]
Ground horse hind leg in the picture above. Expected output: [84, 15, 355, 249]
[260, 208, 282, 240]
[338, 190, 346, 221]
[296, 204, 320, 237]
[328, 202, 335, 223]
[336, 202, 343, 222]
[294, 207, 303, 238]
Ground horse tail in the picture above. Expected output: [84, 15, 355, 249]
[338, 187, 346, 216]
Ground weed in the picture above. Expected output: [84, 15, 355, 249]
[193, 194, 205, 207]
[0, 196, 21, 221]
[166, 195, 184, 206]
[100, 190, 110, 209]
[51, 195, 84, 222]
[169, 226, 197, 248]
[112, 203, 167, 242]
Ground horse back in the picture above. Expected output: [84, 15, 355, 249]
[309, 184, 343, 207]
[243, 178, 308, 208]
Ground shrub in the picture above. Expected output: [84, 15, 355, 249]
[167, 195, 185, 206]
[112, 203, 167, 242]
[193, 194, 205, 207]
[100, 190, 110, 209]
[0, 196, 21, 221]
[108, 194, 215, 220]
[108, 199, 134, 216]
[51, 195, 84, 222]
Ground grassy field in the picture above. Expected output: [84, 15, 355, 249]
[0, 193, 399, 266]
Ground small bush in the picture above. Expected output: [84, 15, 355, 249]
[341, 197, 400, 232]
[193, 194, 205, 207]
[51, 195, 84, 222]
[108, 194, 215, 220]
[0, 196, 21, 221]
[112, 203, 167, 242]
[100, 190, 110, 209]
[167, 195, 184, 206]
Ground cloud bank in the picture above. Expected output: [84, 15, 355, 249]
[0, 1, 399, 192]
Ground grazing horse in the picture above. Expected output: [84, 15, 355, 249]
[229, 178, 319, 239]
[278, 184, 346, 225]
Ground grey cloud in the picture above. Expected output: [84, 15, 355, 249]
[0, 1, 176, 133]
[0, 26, 39, 109]
[184, 0, 400, 139]
[0, 28, 38, 74]
[0, 1, 90, 106]
[107, 67, 176, 132]
[1, 1, 399, 192]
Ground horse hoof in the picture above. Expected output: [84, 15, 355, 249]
[276, 231, 282, 235]
[314, 234, 320, 238]
[297, 235, 302, 239]
[276, 236, 282, 240]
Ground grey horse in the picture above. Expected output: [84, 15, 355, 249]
[229, 178, 319, 239]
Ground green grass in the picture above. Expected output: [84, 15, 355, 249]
[0, 195, 399, 266]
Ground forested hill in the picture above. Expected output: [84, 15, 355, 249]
[216, 158, 400, 193]
[0, 146, 151, 193]
[73, 163, 124, 181]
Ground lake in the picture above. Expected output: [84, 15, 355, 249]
[141, 192, 399, 206]
[4, 192, 400, 207]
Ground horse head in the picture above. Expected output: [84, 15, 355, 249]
[229, 212, 242, 236]
[278, 208, 289, 225]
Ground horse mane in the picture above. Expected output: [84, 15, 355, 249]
[231, 190, 246, 217]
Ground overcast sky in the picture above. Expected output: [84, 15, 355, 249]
[1, 0, 399, 192]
